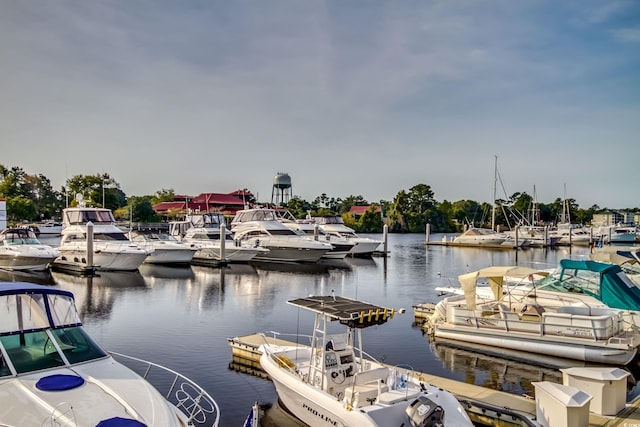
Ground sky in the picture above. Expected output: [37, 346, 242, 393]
[1, 1, 639, 209]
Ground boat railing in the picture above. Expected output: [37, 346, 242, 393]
[109, 352, 220, 427]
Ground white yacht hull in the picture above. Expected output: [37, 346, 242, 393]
[348, 239, 381, 256]
[0, 252, 57, 271]
[251, 244, 328, 263]
[55, 246, 148, 271]
[144, 247, 196, 264]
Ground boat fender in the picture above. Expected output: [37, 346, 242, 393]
[405, 395, 444, 427]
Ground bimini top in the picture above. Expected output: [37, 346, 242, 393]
[287, 295, 398, 328]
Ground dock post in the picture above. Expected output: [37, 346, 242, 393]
[87, 221, 94, 268]
[426, 224, 430, 242]
[383, 224, 388, 256]
[314, 223, 319, 241]
[515, 226, 519, 248]
[544, 226, 549, 248]
[220, 223, 226, 261]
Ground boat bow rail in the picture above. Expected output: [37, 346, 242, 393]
[110, 352, 220, 427]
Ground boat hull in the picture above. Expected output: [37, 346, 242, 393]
[433, 324, 637, 365]
[144, 248, 196, 264]
[55, 247, 147, 271]
[263, 352, 470, 427]
[0, 253, 57, 271]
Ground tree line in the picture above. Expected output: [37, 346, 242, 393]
[1, 165, 636, 233]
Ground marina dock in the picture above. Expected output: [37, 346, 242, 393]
[229, 333, 640, 426]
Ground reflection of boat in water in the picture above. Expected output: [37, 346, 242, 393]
[252, 261, 334, 274]
[0, 267, 55, 285]
[429, 337, 640, 402]
[138, 263, 195, 279]
[52, 269, 147, 289]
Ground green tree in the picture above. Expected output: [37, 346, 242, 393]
[6, 196, 37, 222]
[66, 173, 126, 210]
[357, 205, 384, 232]
[151, 188, 175, 205]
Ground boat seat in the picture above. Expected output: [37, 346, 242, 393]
[344, 367, 390, 407]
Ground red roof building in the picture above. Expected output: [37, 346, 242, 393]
[349, 205, 381, 216]
[153, 193, 248, 217]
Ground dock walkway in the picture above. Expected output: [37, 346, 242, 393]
[229, 333, 640, 426]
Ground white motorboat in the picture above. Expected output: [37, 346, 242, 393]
[34, 220, 63, 236]
[173, 213, 268, 263]
[452, 227, 508, 246]
[129, 228, 197, 265]
[592, 224, 637, 244]
[0, 281, 219, 426]
[423, 263, 640, 365]
[231, 208, 332, 263]
[280, 220, 354, 259]
[259, 295, 473, 427]
[313, 216, 381, 257]
[0, 228, 59, 271]
[53, 205, 148, 271]
[549, 224, 592, 246]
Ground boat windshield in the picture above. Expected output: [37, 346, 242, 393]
[536, 271, 601, 298]
[93, 233, 130, 241]
[0, 291, 107, 376]
[65, 209, 115, 225]
[1, 229, 41, 245]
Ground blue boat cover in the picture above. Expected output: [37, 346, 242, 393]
[36, 374, 85, 391]
[559, 259, 640, 311]
[96, 417, 147, 427]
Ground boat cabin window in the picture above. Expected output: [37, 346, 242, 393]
[1, 229, 41, 245]
[65, 210, 115, 225]
[268, 229, 298, 236]
[93, 233, 130, 241]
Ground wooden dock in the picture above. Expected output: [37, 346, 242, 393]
[229, 333, 640, 426]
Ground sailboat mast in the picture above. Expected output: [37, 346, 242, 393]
[492, 155, 497, 231]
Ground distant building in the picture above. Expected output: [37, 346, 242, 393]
[592, 210, 634, 226]
[348, 205, 382, 216]
[153, 192, 249, 219]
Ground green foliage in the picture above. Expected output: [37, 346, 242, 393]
[65, 173, 126, 210]
[151, 188, 175, 205]
[0, 165, 63, 221]
[6, 196, 37, 222]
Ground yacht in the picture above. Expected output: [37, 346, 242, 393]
[53, 205, 148, 271]
[129, 228, 197, 265]
[34, 220, 63, 236]
[313, 216, 381, 257]
[0, 281, 220, 426]
[231, 208, 332, 262]
[592, 224, 637, 244]
[259, 295, 474, 427]
[278, 212, 354, 259]
[452, 227, 508, 246]
[173, 213, 268, 263]
[0, 227, 59, 271]
[549, 224, 592, 246]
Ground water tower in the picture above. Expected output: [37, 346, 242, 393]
[271, 172, 293, 206]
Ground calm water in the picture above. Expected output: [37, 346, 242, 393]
[2, 233, 630, 426]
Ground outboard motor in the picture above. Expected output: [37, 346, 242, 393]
[405, 395, 444, 427]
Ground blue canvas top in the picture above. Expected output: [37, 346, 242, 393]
[0, 282, 73, 299]
[557, 259, 640, 311]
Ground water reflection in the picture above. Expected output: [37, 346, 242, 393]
[0, 267, 56, 285]
[51, 270, 147, 321]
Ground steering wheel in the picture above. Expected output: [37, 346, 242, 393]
[330, 369, 346, 384]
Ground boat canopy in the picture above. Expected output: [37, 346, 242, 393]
[287, 296, 397, 328]
[458, 266, 550, 309]
[0, 282, 81, 334]
[556, 259, 640, 311]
